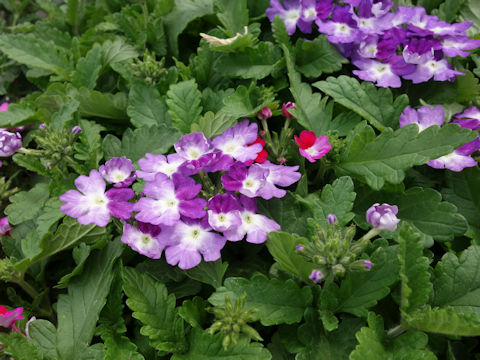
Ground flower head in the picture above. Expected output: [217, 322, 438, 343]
[0, 306, 24, 328]
[121, 222, 165, 259]
[257, 107, 272, 120]
[207, 193, 242, 232]
[427, 138, 480, 172]
[453, 106, 480, 131]
[309, 269, 323, 283]
[294, 130, 331, 163]
[327, 214, 338, 225]
[137, 153, 185, 181]
[0, 130, 22, 157]
[366, 203, 400, 232]
[0, 217, 11, 236]
[99, 156, 136, 188]
[221, 163, 268, 198]
[282, 102, 296, 118]
[399, 105, 444, 131]
[0, 102, 8, 112]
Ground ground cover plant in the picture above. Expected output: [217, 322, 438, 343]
[1, 0, 480, 358]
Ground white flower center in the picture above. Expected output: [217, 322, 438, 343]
[162, 197, 178, 209]
[111, 170, 127, 182]
[306, 147, 316, 156]
[188, 148, 201, 160]
[337, 24, 350, 34]
[243, 213, 254, 225]
[223, 142, 238, 155]
[141, 235, 152, 245]
[218, 213, 227, 222]
[286, 9, 300, 21]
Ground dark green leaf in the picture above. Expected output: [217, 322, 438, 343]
[0, 103, 35, 127]
[72, 44, 102, 90]
[127, 83, 172, 128]
[5, 182, 50, 225]
[178, 296, 208, 328]
[216, 0, 248, 33]
[184, 259, 228, 288]
[219, 83, 276, 119]
[0, 332, 40, 360]
[99, 326, 145, 360]
[77, 88, 128, 120]
[167, 79, 203, 134]
[28, 319, 58, 360]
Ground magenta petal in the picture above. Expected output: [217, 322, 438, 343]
[179, 198, 207, 219]
[106, 188, 134, 201]
[108, 201, 133, 220]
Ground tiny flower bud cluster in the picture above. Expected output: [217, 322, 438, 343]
[399, 105, 480, 172]
[266, 0, 480, 87]
[60, 120, 301, 269]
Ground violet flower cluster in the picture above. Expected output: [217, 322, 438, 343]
[60, 120, 301, 269]
[266, 0, 480, 87]
[399, 105, 480, 171]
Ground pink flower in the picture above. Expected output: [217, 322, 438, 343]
[282, 102, 296, 118]
[257, 107, 272, 120]
[0, 305, 24, 328]
[0, 102, 8, 112]
[0, 217, 11, 236]
[294, 130, 331, 163]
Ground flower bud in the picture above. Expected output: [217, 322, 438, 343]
[257, 107, 272, 120]
[363, 260, 373, 270]
[39, 123, 46, 130]
[366, 203, 400, 232]
[71, 126, 82, 134]
[326, 214, 337, 225]
[0, 217, 11, 236]
[296, 244, 305, 253]
[282, 102, 296, 118]
[309, 269, 323, 283]
[0, 131, 22, 157]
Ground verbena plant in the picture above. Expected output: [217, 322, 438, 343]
[0, 0, 480, 359]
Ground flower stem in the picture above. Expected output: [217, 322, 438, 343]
[387, 323, 408, 338]
[16, 148, 44, 156]
[14, 277, 39, 299]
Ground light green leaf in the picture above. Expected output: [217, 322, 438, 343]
[0, 103, 35, 127]
[5, 182, 50, 225]
[305, 176, 356, 227]
[190, 111, 237, 138]
[0, 33, 72, 79]
[313, 76, 409, 131]
[103, 124, 181, 162]
[122, 267, 187, 353]
[74, 119, 105, 169]
[272, 16, 292, 52]
[167, 79, 203, 134]
[437, 0, 466, 22]
[350, 313, 436, 360]
[442, 162, 480, 239]
[208, 274, 312, 326]
[219, 83, 276, 119]
[216, 0, 248, 33]
[431, 246, 480, 316]
[216, 42, 282, 80]
[28, 319, 58, 360]
[0, 332, 40, 360]
[320, 246, 399, 317]
[398, 223, 432, 314]
[50, 99, 80, 130]
[184, 259, 228, 288]
[101, 38, 139, 67]
[336, 122, 476, 190]
[405, 306, 480, 336]
[459, 0, 480, 36]
[164, 0, 215, 56]
[294, 36, 348, 78]
[12, 154, 51, 177]
[455, 71, 480, 103]
[77, 88, 128, 120]
[171, 328, 271, 360]
[56, 240, 123, 360]
[127, 83, 172, 128]
[72, 44, 102, 90]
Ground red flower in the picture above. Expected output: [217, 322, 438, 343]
[245, 137, 268, 165]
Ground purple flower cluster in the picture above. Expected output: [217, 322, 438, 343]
[266, 0, 480, 87]
[399, 105, 480, 171]
[60, 120, 301, 269]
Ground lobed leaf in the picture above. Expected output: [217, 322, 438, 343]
[167, 79, 203, 134]
[5, 182, 50, 225]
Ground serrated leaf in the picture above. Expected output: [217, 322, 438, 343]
[122, 267, 187, 353]
[431, 246, 480, 316]
[127, 83, 172, 128]
[437, 0, 466, 22]
[0, 103, 35, 127]
[103, 124, 181, 162]
[99, 326, 145, 360]
[320, 246, 399, 317]
[0, 33, 72, 79]
[455, 71, 480, 103]
[0, 332, 40, 360]
[167, 79, 203, 134]
[55, 243, 91, 289]
[296, 310, 363, 360]
[216, 0, 248, 34]
[72, 44, 102, 90]
[171, 328, 271, 360]
[184, 259, 228, 288]
[36, 198, 64, 236]
[459, 0, 480, 37]
[28, 319, 58, 360]
[101, 38, 139, 67]
[272, 16, 292, 52]
[74, 119, 105, 169]
[294, 36, 348, 78]
[336, 122, 477, 190]
[164, 0, 215, 56]
[12, 154, 50, 177]
[305, 176, 356, 228]
[50, 99, 80, 130]
[190, 111, 237, 138]
[178, 296, 208, 329]
[313, 76, 409, 131]
[219, 83, 276, 119]
[398, 223, 432, 314]
[350, 313, 436, 360]
[77, 88, 128, 120]
[5, 182, 50, 225]
[208, 274, 312, 326]
[99, 262, 127, 333]
[442, 167, 480, 239]
[266, 232, 317, 281]
[405, 306, 480, 336]
[56, 240, 123, 360]
[216, 42, 282, 80]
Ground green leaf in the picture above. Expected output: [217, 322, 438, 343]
[459, 0, 480, 36]
[294, 36, 348, 78]
[258, 192, 313, 237]
[335, 122, 477, 190]
[101, 38, 139, 67]
[437, 0, 466, 22]
[99, 262, 127, 333]
[28, 319, 58, 360]
[171, 328, 271, 360]
[0, 103, 35, 127]
[178, 296, 208, 328]
[5, 182, 50, 225]
[167, 79, 203, 134]
[66, 0, 86, 33]
[164, 0, 215, 56]
[442, 167, 480, 239]
[455, 71, 480, 103]
[72, 44, 102, 90]
[77, 88, 128, 120]
[320, 246, 399, 317]
[296, 310, 363, 360]
[405, 306, 480, 336]
[56, 240, 123, 360]
[398, 223, 432, 314]
[127, 83, 172, 128]
[272, 16, 292, 52]
[219, 83, 276, 120]
[208, 274, 312, 326]
[184, 259, 228, 288]
[74, 119, 105, 169]
[122, 267, 187, 353]
[12, 154, 50, 177]
[266, 232, 317, 282]
[99, 326, 145, 360]
[305, 176, 356, 227]
[216, 0, 248, 33]
[190, 111, 237, 138]
[55, 243, 91, 289]
[350, 313, 436, 360]
[431, 246, 480, 316]
[0, 34, 72, 79]
[216, 42, 282, 80]
[0, 332, 40, 360]
[313, 76, 409, 131]
[103, 124, 181, 162]
[50, 99, 80, 130]
[36, 198, 65, 236]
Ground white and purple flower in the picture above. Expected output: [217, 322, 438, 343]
[257, 161, 301, 199]
[137, 153, 185, 181]
[221, 162, 268, 198]
[366, 203, 400, 232]
[0, 130, 22, 157]
[427, 138, 480, 172]
[121, 222, 165, 259]
[99, 156, 136, 188]
[399, 105, 444, 131]
[207, 193, 242, 233]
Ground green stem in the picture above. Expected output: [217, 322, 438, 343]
[16, 147, 44, 156]
[387, 323, 408, 338]
[14, 277, 39, 299]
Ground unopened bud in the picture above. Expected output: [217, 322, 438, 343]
[309, 269, 323, 283]
[296, 244, 305, 253]
[257, 107, 272, 120]
[327, 214, 337, 226]
[71, 126, 82, 134]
